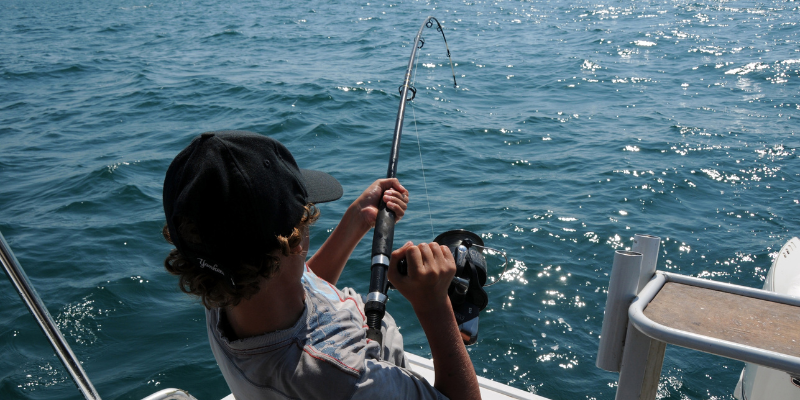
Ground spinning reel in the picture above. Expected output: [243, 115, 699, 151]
[396, 229, 507, 345]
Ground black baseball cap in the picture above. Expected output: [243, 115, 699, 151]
[163, 130, 343, 279]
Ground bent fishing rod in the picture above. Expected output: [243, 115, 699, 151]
[364, 16, 457, 345]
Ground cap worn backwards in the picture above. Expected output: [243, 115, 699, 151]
[163, 130, 343, 279]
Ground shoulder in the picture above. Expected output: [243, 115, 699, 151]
[206, 305, 364, 399]
[301, 267, 377, 372]
[302, 266, 359, 306]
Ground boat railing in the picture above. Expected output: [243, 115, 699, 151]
[1, 230, 206, 400]
[0, 231, 102, 400]
[597, 234, 800, 400]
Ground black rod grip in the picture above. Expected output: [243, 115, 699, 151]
[369, 264, 388, 294]
[371, 203, 396, 264]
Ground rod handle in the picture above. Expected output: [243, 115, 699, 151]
[370, 202, 396, 275]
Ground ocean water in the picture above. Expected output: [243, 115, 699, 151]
[1, 0, 798, 399]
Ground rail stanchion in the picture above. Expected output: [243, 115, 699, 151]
[597, 250, 643, 372]
[616, 234, 665, 400]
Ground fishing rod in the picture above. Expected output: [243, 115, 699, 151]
[0, 231, 102, 400]
[364, 16, 458, 345]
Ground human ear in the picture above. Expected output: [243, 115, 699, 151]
[290, 243, 304, 255]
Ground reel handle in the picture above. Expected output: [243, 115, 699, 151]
[396, 242, 468, 277]
[397, 257, 408, 276]
[394, 257, 469, 296]
[394, 256, 478, 346]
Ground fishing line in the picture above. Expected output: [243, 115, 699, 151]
[409, 40, 436, 240]
[471, 244, 509, 287]
[405, 20, 509, 287]
[406, 24, 509, 288]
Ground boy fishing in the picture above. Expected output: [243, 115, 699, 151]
[162, 130, 480, 399]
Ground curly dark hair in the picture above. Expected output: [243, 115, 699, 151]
[163, 204, 320, 309]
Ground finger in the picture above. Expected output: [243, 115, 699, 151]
[438, 244, 457, 277]
[379, 178, 409, 197]
[429, 243, 447, 268]
[385, 204, 404, 223]
[386, 188, 409, 201]
[416, 242, 436, 275]
[388, 241, 415, 284]
[439, 244, 455, 264]
[430, 243, 445, 262]
[404, 245, 424, 279]
[384, 192, 408, 222]
[389, 241, 414, 264]
[383, 189, 408, 206]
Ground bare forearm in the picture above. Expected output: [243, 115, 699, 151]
[387, 242, 478, 398]
[307, 204, 369, 284]
[310, 178, 408, 284]
[415, 300, 481, 400]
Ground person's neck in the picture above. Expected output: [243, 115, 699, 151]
[224, 257, 306, 340]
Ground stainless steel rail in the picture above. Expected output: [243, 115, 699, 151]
[629, 271, 800, 376]
[0, 231, 101, 400]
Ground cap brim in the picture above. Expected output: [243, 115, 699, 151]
[301, 169, 343, 204]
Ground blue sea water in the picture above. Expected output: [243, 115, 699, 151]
[1, 0, 798, 399]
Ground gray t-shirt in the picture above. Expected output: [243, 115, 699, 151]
[206, 265, 447, 400]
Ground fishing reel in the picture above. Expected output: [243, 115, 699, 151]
[395, 230, 505, 345]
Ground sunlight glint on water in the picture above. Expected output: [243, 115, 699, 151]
[0, 0, 798, 399]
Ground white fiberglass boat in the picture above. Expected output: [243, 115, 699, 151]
[140, 353, 546, 400]
[220, 353, 546, 400]
[403, 353, 546, 400]
[733, 237, 800, 400]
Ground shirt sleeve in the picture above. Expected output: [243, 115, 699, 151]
[350, 359, 449, 400]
